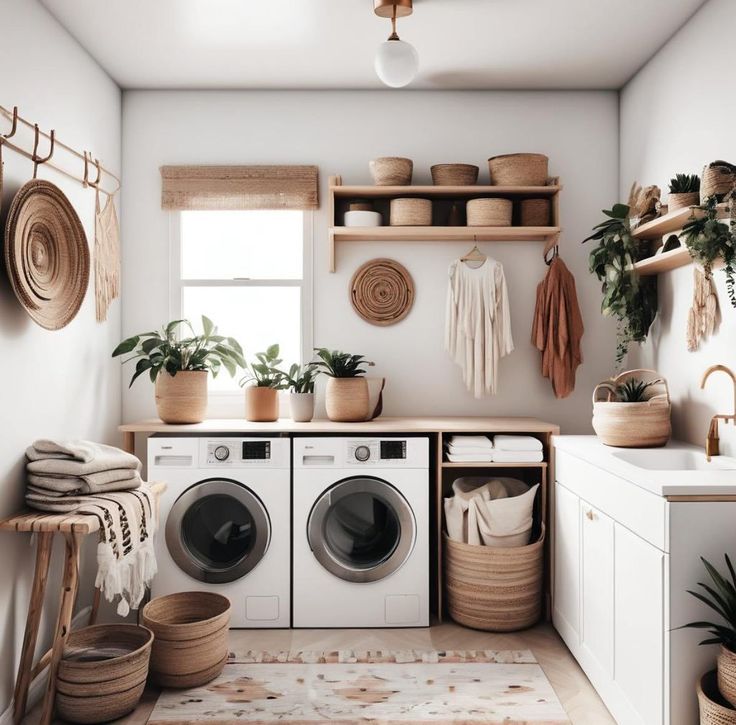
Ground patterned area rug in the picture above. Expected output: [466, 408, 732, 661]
[148, 650, 570, 724]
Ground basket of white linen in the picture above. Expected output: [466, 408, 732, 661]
[443, 477, 543, 632]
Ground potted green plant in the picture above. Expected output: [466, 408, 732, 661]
[682, 554, 736, 709]
[312, 348, 374, 422]
[583, 203, 658, 366]
[239, 344, 286, 422]
[668, 173, 701, 211]
[283, 363, 319, 423]
[112, 317, 245, 424]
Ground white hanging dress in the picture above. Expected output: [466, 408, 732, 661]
[445, 257, 514, 398]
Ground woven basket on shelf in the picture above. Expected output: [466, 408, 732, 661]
[466, 198, 512, 226]
[520, 198, 550, 226]
[720, 647, 736, 709]
[698, 670, 736, 724]
[431, 164, 479, 186]
[592, 369, 671, 448]
[444, 525, 545, 632]
[56, 624, 153, 724]
[669, 191, 700, 211]
[488, 153, 548, 186]
[142, 591, 231, 689]
[369, 157, 413, 185]
[390, 198, 432, 226]
[701, 161, 736, 202]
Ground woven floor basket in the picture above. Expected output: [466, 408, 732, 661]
[444, 525, 545, 632]
[56, 624, 153, 724]
[142, 591, 231, 688]
[699, 670, 736, 724]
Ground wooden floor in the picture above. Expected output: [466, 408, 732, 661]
[27, 622, 615, 725]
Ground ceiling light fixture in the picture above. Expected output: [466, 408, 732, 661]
[374, 0, 418, 89]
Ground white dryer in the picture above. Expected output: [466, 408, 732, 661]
[292, 436, 429, 628]
[148, 436, 290, 628]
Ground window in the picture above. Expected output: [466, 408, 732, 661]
[170, 209, 312, 393]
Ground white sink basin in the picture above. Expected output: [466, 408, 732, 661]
[612, 449, 736, 471]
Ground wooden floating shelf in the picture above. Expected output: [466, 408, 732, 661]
[331, 226, 560, 243]
[629, 247, 692, 276]
[441, 461, 548, 468]
[331, 184, 561, 199]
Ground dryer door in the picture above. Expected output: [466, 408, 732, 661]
[166, 478, 270, 583]
[307, 476, 416, 583]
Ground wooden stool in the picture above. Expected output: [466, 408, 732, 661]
[0, 481, 165, 725]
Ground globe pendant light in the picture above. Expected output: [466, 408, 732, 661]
[374, 0, 418, 88]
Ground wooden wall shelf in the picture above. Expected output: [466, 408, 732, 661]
[628, 247, 692, 276]
[328, 174, 562, 272]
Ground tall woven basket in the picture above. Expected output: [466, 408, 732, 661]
[698, 670, 736, 724]
[592, 369, 671, 448]
[444, 525, 545, 632]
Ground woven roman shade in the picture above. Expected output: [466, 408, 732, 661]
[160, 165, 319, 211]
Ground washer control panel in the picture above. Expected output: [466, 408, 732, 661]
[347, 439, 407, 465]
[202, 438, 284, 467]
[294, 437, 428, 469]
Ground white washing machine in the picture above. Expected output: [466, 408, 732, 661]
[293, 436, 429, 628]
[148, 436, 290, 628]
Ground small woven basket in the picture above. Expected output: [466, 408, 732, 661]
[520, 198, 551, 226]
[466, 198, 512, 226]
[668, 191, 700, 211]
[431, 164, 479, 186]
[719, 647, 736, 709]
[369, 157, 413, 185]
[390, 197, 432, 226]
[488, 153, 549, 186]
[701, 162, 736, 203]
[698, 670, 736, 724]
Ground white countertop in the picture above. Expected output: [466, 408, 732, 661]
[553, 435, 736, 497]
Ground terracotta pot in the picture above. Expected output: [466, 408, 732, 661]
[245, 386, 279, 422]
[155, 370, 208, 424]
[719, 646, 736, 708]
[325, 377, 369, 422]
[289, 392, 315, 423]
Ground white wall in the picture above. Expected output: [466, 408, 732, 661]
[0, 0, 121, 711]
[620, 0, 736, 454]
[122, 90, 619, 432]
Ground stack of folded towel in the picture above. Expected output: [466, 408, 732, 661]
[25, 439, 157, 616]
[445, 435, 494, 462]
[492, 435, 544, 463]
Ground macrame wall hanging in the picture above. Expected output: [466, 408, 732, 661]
[94, 188, 121, 322]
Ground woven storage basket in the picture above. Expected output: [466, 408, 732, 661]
[466, 198, 512, 226]
[698, 670, 736, 724]
[431, 164, 479, 186]
[142, 591, 231, 688]
[720, 647, 736, 709]
[520, 198, 551, 226]
[488, 153, 548, 186]
[390, 197, 432, 226]
[669, 191, 700, 211]
[444, 525, 545, 632]
[369, 157, 413, 185]
[155, 370, 208, 424]
[702, 162, 736, 203]
[56, 624, 153, 724]
[592, 369, 671, 448]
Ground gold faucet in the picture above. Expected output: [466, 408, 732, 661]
[700, 364, 736, 460]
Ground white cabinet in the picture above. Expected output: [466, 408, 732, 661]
[553, 483, 580, 643]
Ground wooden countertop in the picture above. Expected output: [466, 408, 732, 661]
[120, 416, 560, 434]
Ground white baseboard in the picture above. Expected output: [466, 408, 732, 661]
[0, 605, 92, 724]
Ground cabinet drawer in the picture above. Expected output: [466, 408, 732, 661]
[556, 450, 667, 551]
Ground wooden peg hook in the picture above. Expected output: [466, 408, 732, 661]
[2, 106, 18, 141]
[32, 125, 55, 179]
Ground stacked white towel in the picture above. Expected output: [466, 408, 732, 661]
[492, 435, 544, 463]
[445, 435, 494, 462]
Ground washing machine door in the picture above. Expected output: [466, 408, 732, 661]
[307, 476, 416, 583]
[166, 478, 270, 583]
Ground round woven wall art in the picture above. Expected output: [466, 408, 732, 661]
[4, 180, 89, 330]
[350, 258, 414, 326]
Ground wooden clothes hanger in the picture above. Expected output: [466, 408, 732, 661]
[461, 240, 487, 265]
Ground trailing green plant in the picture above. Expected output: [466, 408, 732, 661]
[239, 344, 286, 388]
[112, 316, 245, 388]
[583, 203, 658, 366]
[681, 554, 736, 653]
[312, 348, 374, 378]
[615, 377, 662, 402]
[284, 363, 319, 394]
[681, 195, 736, 307]
[669, 173, 700, 194]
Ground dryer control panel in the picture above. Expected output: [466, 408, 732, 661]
[203, 438, 286, 467]
[294, 437, 428, 469]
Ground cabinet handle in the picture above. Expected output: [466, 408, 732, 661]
[585, 508, 596, 521]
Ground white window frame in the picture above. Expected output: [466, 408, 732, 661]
[168, 210, 314, 408]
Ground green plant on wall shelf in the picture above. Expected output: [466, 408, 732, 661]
[669, 173, 700, 194]
[681, 195, 736, 308]
[112, 316, 245, 387]
[312, 348, 374, 377]
[583, 203, 658, 367]
[239, 344, 287, 388]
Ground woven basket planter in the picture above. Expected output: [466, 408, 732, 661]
[431, 164, 479, 186]
[369, 157, 413, 185]
[592, 369, 671, 448]
[520, 198, 551, 226]
[444, 525, 545, 632]
[702, 162, 736, 203]
[719, 647, 736, 709]
[488, 153, 548, 186]
[325, 377, 369, 422]
[668, 191, 700, 211]
[155, 370, 208, 424]
[466, 198, 512, 227]
[142, 591, 231, 689]
[56, 624, 153, 724]
[390, 198, 432, 226]
[699, 670, 736, 724]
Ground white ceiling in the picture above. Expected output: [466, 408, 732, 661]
[40, 0, 707, 90]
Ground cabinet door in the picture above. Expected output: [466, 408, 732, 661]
[614, 522, 664, 725]
[581, 503, 615, 677]
[553, 482, 580, 644]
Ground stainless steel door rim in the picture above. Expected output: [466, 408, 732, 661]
[307, 476, 416, 583]
[166, 478, 271, 584]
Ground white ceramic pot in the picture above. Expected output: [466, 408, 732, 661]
[344, 210, 382, 227]
[289, 392, 315, 423]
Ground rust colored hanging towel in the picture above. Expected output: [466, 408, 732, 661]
[531, 256, 584, 399]
[94, 189, 121, 322]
